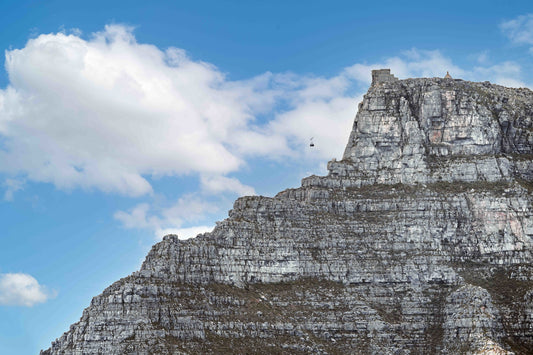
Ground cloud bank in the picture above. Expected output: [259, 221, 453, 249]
[0, 273, 53, 307]
[0, 25, 358, 198]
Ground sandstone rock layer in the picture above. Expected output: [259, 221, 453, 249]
[42, 72, 533, 354]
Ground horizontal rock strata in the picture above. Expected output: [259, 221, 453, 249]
[43, 71, 533, 354]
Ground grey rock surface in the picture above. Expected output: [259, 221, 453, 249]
[42, 71, 533, 354]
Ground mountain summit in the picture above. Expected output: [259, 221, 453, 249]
[42, 70, 533, 354]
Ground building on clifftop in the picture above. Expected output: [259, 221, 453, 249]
[371, 69, 398, 86]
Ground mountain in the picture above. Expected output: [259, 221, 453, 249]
[42, 70, 533, 354]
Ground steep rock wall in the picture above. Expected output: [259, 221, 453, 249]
[42, 72, 533, 354]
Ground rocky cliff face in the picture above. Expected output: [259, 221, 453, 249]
[42, 71, 533, 355]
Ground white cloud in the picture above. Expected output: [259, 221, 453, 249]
[200, 175, 255, 196]
[113, 203, 154, 229]
[0, 273, 54, 306]
[472, 62, 525, 88]
[268, 96, 356, 160]
[0, 25, 256, 196]
[161, 194, 218, 223]
[501, 14, 533, 45]
[114, 194, 219, 239]
[0, 25, 359, 198]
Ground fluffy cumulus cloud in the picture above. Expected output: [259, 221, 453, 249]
[200, 175, 256, 196]
[0, 273, 53, 306]
[0, 25, 361, 198]
[0, 26, 250, 196]
[114, 194, 220, 239]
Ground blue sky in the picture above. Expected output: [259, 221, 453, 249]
[0, 1, 532, 353]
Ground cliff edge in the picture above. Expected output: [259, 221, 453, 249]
[42, 70, 533, 354]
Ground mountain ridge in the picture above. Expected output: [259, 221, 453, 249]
[42, 70, 533, 354]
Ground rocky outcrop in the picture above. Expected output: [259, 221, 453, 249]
[42, 71, 533, 354]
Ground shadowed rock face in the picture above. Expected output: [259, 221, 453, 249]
[42, 72, 533, 355]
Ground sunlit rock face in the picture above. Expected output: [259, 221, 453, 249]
[42, 71, 533, 354]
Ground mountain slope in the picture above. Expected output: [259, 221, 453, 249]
[42, 70, 533, 354]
